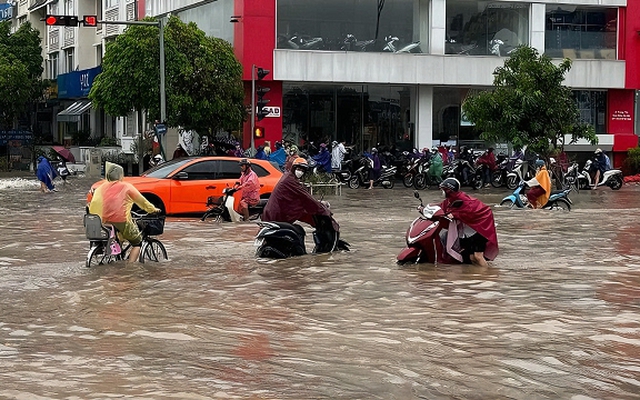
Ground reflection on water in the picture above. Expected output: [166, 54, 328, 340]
[0, 177, 639, 398]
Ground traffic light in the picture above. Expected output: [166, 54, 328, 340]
[82, 15, 98, 27]
[254, 126, 265, 139]
[44, 15, 79, 27]
[254, 66, 270, 121]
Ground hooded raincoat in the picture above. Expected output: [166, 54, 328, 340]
[36, 156, 57, 191]
[525, 166, 551, 209]
[89, 162, 158, 244]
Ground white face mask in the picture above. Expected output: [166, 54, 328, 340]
[441, 190, 447, 198]
[294, 170, 305, 179]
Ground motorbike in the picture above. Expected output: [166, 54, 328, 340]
[505, 159, 535, 190]
[402, 156, 426, 188]
[382, 35, 422, 53]
[278, 34, 324, 50]
[201, 186, 268, 222]
[340, 34, 376, 52]
[348, 157, 396, 189]
[490, 154, 510, 188]
[562, 160, 623, 191]
[255, 213, 350, 259]
[499, 182, 573, 210]
[442, 159, 483, 190]
[397, 191, 464, 265]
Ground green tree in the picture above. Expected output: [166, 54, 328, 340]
[462, 46, 597, 157]
[89, 16, 246, 138]
[0, 21, 44, 130]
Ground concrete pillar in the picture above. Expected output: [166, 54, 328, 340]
[429, 0, 446, 55]
[417, 86, 433, 151]
[530, 3, 546, 54]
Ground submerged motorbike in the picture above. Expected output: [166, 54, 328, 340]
[397, 191, 464, 265]
[499, 182, 573, 210]
[201, 187, 267, 222]
[255, 213, 350, 259]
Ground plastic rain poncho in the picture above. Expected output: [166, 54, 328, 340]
[89, 162, 157, 223]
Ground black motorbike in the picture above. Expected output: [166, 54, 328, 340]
[442, 159, 483, 190]
[255, 214, 350, 259]
[348, 157, 396, 189]
[201, 187, 267, 222]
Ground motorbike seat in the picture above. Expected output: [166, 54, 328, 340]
[253, 199, 268, 208]
[270, 222, 306, 238]
[550, 190, 564, 196]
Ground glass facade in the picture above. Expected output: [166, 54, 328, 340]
[545, 6, 617, 59]
[574, 90, 606, 134]
[433, 87, 483, 148]
[445, 1, 529, 56]
[277, 0, 421, 53]
[282, 84, 415, 152]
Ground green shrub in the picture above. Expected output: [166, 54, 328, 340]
[623, 147, 640, 175]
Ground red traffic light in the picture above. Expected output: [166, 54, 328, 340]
[44, 15, 79, 26]
[254, 126, 265, 139]
[83, 15, 98, 27]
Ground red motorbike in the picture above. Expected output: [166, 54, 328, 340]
[397, 191, 463, 265]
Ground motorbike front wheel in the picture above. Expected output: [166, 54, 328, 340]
[348, 176, 360, 189]
[402, 174, 414, 188]
[499, 199, 516, 209]
[506, 176, 519, 190]
[413, 173, 428, 190]
[472, 175, 484, 190]
[490, 171, 503, 188]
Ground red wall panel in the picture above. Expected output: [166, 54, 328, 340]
[623, 4, 640, 89]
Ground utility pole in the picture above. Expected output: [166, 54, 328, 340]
[250, 64, 256, 154]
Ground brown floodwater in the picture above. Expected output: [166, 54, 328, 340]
[0, 176, 639, 399]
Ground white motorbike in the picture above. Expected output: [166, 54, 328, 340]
[382, 36, 421, 53]
[201, 187, 267, 222]
[506, 159, 534, 190]
[563, 160, 623, 191]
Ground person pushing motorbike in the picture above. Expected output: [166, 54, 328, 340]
[262, 157, 339, 232]
[438, 178, 499, 267]
[524, 159, 551, 208]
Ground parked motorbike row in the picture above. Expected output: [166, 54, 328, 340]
[278, 33, 422, 53]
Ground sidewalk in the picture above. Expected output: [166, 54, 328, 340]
[0, 170, 34, 179]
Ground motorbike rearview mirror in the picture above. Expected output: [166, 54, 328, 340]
[450, 200, 463, 208]
[172, 171, 188, 180]
[413, 191, 420, 199]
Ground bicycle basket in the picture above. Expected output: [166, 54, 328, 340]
[84, 213, 109, 240]
[137, 215, 165, 235]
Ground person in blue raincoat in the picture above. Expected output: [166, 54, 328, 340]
[268, 142, 287, 170]
[312, 143, 332, 173]
[36, 156, 58, 192]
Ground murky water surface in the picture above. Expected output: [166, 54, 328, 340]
[0, 176, 639, 399]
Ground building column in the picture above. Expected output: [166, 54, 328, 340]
[530, 3, 546, 54]
[416, 85, 433, 150]
[429, 0, 446, 55]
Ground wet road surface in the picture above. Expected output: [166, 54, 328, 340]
[0, 176, 639, 399]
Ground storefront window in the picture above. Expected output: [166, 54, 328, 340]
[277, 0, 420, 53]
[282, 84, 415, 152]
[574, 90, 606, 134]
[445, 1, 529, 56]
[545, 6, 617, 60]
[433, 87, 483, 148]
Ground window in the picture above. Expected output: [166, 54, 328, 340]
[277, 0, 420, 53]
[105, 0, 118, 9]
[183, 161, 218, 180]
[64, 48, 74, 73]
[18, 16, 26, 26]
[573, 91, 606, 134]
[545, 6, 617, 59]
[446, 1, 529, 56]
[218, 161, 242, 180]
[49, 52, 59, 79]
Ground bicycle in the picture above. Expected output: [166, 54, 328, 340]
[84, 211, 168, 267]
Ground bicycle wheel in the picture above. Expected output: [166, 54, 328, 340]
[140, 238, 168, 263]
[86, 243, 118, 267]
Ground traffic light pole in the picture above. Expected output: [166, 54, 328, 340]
[97, 18, 167, 160]
[250, 64, 256, 155]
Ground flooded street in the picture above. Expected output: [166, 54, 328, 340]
[0, 176, 639, 399]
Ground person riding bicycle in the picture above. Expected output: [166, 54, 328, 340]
[262, 157, 338, 232]
[438, 177, 499, 267]
[524, 159, 551, 208]
[88, 162, 161, 262]
[236, 158, 261, 221]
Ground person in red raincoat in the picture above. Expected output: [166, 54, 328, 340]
[438, 178, 499, 267]
[262, 157, 338, 231]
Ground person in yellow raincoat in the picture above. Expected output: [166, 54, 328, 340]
[525, 159, 551, 209]
[89, 162, 161, 262]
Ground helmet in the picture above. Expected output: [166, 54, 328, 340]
[595, 148, 603, 154]
[431, 147, 438, 153]
[292, 157, 309, 170]
[439, 178, 460, 192]
[549, 157, 556, 164]
[332, 140, 338, 147]
[239, 158, 251, 166]
[535, 159, 545, 167]
[153, 154, 163, 160]
[371, 147, 378, 153]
